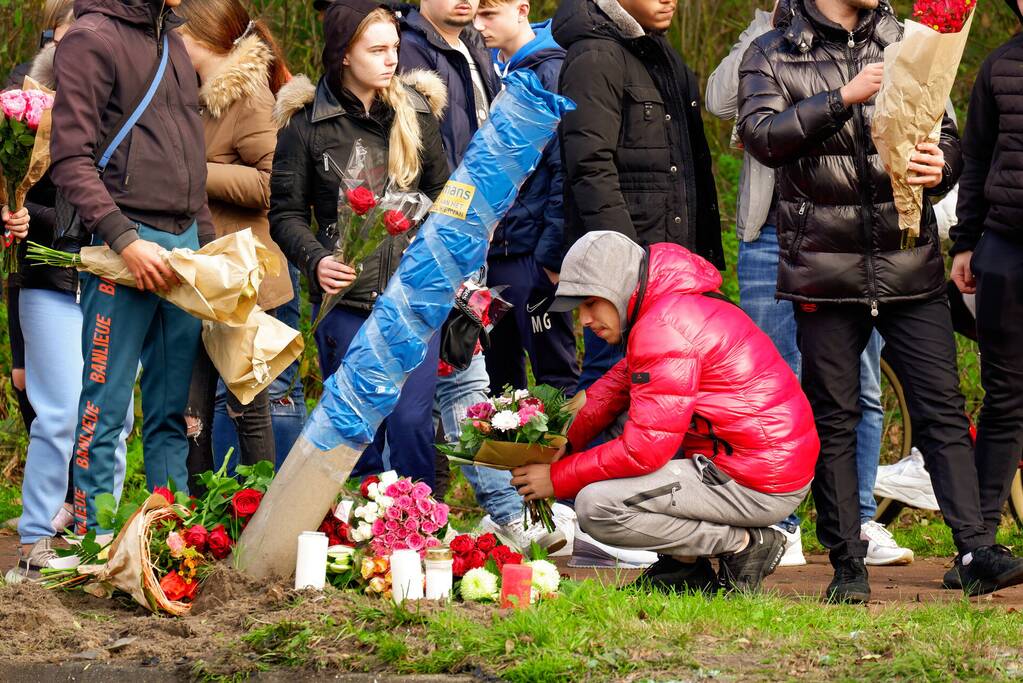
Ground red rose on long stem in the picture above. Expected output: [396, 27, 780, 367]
[153, 486, 174, 504]
[208, 524, 233, 560]
[231, 488, 263, 518]
[346, 186, 377, 215]
[383, 209, 412, 236]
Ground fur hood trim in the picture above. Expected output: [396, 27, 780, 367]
[28, 43, 57, 90]
[272, 70, 447, 129]
[594, 0, 645, 39]
[200, 34, 273, 118]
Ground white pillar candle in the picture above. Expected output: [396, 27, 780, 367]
[294, 531, 328, 590]
[390, 549, 424, 604]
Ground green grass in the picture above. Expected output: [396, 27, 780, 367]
[195, 580, 1023, 681]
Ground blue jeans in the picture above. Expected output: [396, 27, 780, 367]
[213, 266, 306, 471]
[18, 289, 133, 543]
[738, 225, 884, 524]
[315, 304, 441, 487]
[435, 352, 522, 525]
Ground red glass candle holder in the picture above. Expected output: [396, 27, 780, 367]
[500, 563, 532, 609]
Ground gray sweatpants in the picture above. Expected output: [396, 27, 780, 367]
[575, 456, 809, 558]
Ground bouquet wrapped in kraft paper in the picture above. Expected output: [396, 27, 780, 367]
[202, 307, 304, 405]
[27, 228, 277, 325]
[871, 2, 975, 244]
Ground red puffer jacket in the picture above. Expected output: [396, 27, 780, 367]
[550, 243, 818, 500]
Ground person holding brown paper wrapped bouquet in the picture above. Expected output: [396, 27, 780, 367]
[511, 231, 819, 594]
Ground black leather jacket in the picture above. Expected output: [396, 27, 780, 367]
[269, 76, 448, 309]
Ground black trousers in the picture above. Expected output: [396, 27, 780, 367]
[186, 342, 274, 494]
[972, 230, 1023, 542]
[794, 296, 986, 564]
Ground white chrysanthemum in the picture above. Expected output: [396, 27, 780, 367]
[460, 567, 500, 601]
[379, 470, 399, 488]
[513, 389, 530, 402]
[491, 410, 521, 431]
[526, 560, 560, 595]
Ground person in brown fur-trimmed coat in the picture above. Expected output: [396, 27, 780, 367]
[177, 0, 295, 487]
[269, 1, 449, 487]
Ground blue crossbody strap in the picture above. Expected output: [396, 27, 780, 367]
[97, 34, 169, 171]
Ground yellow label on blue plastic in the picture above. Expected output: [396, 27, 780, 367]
[431, 180, 476, 220]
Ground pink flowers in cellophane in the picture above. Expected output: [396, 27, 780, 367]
[346, 471, 450, 557]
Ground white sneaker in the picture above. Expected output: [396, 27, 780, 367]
[771, 524, 807, 567]
[873, 448, 939, 510]
[477, 514, 568, 555]
[4, 538, 59, 584]
[861, 520, 914, 566]
[567, 523, 657, 569]
[549, 503, 577, 557]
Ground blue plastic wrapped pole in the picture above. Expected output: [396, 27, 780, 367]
[237, 70, 574, 578]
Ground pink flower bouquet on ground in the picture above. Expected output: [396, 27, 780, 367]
[439, 385, 585, 531]
[0, 78, 55, 274]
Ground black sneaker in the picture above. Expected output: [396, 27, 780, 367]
[634, 556, 718, 595]
[826, 558, 870, 604]
[958, 545, 1023, 596]
[942, 556, 963, 590]
[718, 527, 785, 593]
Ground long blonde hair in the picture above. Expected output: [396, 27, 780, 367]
[42, 0, 74, 31]
[351, 8, 422, 189]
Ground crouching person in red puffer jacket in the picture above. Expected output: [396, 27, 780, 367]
[510, 231, 819, 594]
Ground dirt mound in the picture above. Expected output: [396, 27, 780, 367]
[189, 564, 292, 616]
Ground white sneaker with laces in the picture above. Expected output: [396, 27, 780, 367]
[477, 514, 567, 555]
[51, 505, 74, 534]
[771, 524, 807, 567]
[861, 520, 914, 566]
[873, 448, 939, 510]
[4, 537, 59, 584]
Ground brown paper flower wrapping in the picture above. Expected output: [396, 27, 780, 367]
[75, 229, 278, 325]
[0, 76, 53, 210]
[202, 307, 304, 405]
[77, 494, 193, 616]
[871, 14, 973, 238]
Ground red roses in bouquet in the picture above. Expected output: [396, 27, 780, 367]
[449, 532, 523, 577]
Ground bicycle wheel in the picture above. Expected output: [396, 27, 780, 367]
[874, 356, 913, 525]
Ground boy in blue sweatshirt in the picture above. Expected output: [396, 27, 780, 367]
[474, 2, 580, 395]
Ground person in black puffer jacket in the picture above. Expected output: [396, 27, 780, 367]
[738, 0, 1023, 603]
[553, 0, 724, 392]
[947, 0, 1023, 594]
[269, 0, 449, 487]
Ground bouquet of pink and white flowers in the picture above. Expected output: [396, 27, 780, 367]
[0, 79, 55, 274]
[439, 385, 585, 531]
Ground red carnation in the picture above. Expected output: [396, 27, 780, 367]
[360, 475, 380, 498]
[183, 524, 209, 551]
[153, 486, 174, 504]
[383, 209, 412, 236]
[208, 524, 233, 560]
[476, 533, 497, 553]
[346, 186, 377, 215]
[231, 488, 263, 518]
[160, 570, 199, 602]
[450, 534, 475, 555]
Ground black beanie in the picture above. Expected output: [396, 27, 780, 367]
[322, 0, 391, 99]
